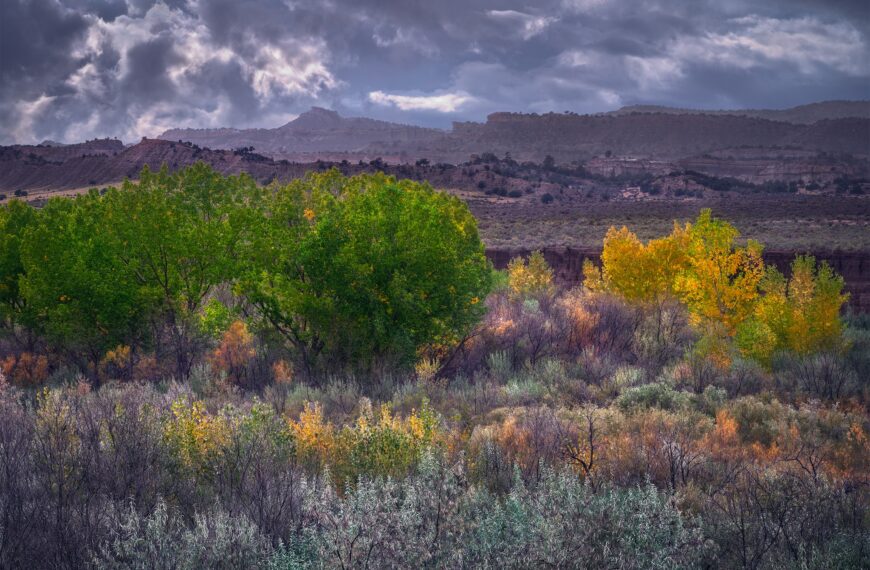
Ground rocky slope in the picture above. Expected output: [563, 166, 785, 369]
[2, 137, 867, 195]
[7, 138, 125, 163]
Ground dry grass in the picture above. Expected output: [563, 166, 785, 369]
[471, 194, 870, 252]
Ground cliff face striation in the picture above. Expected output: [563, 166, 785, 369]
[605, 100, 870, 124]
[434, 113, 870, 163]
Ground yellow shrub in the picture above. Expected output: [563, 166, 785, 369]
[164, 398, 230, 476]
[508, 251, 553, 296]
[335, 402, 440, 484]
[288, 402, 335, 469]
[101, 344, 132, 380]
[287, 400, 441, 485]
[415, 356, 440, 382]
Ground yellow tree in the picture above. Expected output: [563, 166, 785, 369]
[673, 209, 765, 336]
[508, 250, 554, 296]
[785, 255, 848, 353]
[584, 223, 690, 304]
[739, 256, 848, 363]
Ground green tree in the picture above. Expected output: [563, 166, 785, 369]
[19, 193, 155, 378]
[102, 163, 262, 377]
[0, 200, 39, 347]
[239, 169, 491, 377]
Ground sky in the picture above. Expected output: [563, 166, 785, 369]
[1, 0, 868, 144]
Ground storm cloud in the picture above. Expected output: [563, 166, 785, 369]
[1, 0, 868, 143]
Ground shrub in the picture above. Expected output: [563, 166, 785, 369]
[333, 400, 441, 484]
[93, 499, 271, 569]
[287, 399, 441, 484]
[210, 321, 257, 387]
[1, 352, 49, 385]
[163, 398, 231, 478]
[617, 382, 693, 412]
[775, 351, 858, 400]
[461, 471, 708, 568]
[507, 251, 553, 297]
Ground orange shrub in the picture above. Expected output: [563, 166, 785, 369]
[272, 359, 293, 385]
[1, 352, 49, 386]
[557, 288, 600, 348]
[133, 354, 162, 382]
[210, 320, 256, 385]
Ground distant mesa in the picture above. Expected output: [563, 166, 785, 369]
[156, 100, 870, 164]
[159, 106, 445, 157]
[606, 100, 870, 124]
[3, 100, 868, 195]
[280, 106, 343, 130]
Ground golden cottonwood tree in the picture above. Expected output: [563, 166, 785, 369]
[673, 209, 765, 335]
[737, 255, 848, 363]
[583, 223, 690, 303]
[582, 209, 847, 366]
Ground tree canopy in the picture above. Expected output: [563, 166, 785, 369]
[0, 164, 491, 380]
[238, 169, 492, 373]
[584, 209, 848, 366]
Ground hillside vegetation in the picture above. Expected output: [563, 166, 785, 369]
[0, 165, 867, 568]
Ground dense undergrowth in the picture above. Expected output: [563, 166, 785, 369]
[0, 165, 867, 568]
[0, 285, 867, 568]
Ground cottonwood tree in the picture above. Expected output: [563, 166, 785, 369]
[102, 164, 262, 378]
[239, 169, 491, 378]
[19, 194, 155, 380]
[737, 255, 848, 364]
[0, 200, 39, 349]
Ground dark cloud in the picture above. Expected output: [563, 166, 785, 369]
[0, 0, 88, 98]
[122, 37, 181, 102]
[1, 0, 867, 143]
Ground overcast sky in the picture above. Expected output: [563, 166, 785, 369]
[2, 0, 868, 144]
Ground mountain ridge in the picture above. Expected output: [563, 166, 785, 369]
[156, 101, 870, 164]
[605, 100, 870, 124]
[159, 107, 445, 156]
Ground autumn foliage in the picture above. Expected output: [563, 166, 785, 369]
[0, 170, 866, 568]
[210, 320, 257, 385]
[584, 209, 848, 365]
